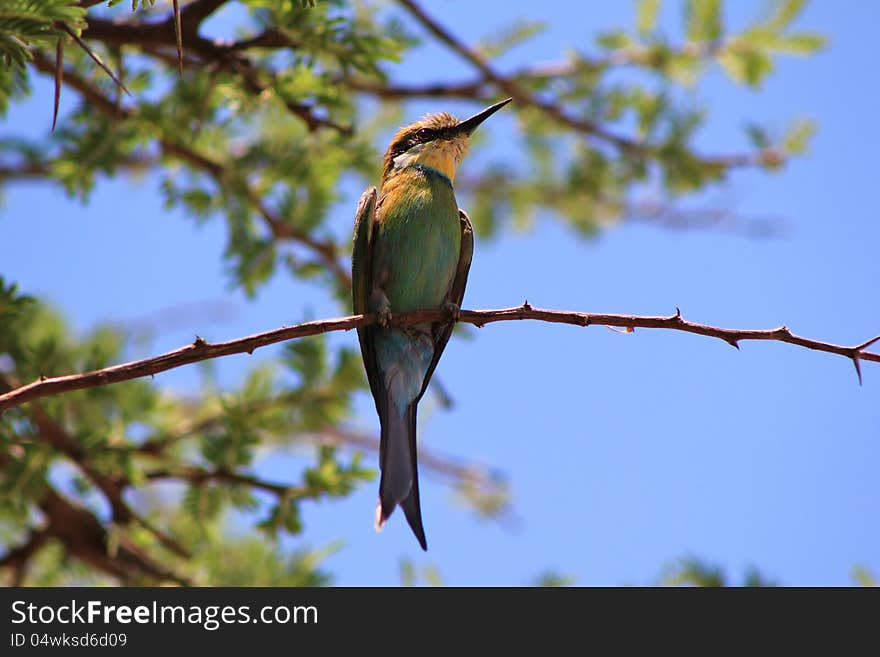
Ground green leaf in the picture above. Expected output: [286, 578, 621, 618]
[770, 32, 826, 55]
[596, 30, 633, 51]
[719, 46, 773, 87]
[781, 118, 816, 154]
[852, 565, 877, 587]
[183, 485, 224, 522]
[0, 0, 86, 114]
[745, 122, 771, 149]
[685, 0, 723, 42]
[284, 337, 327, 386]
[477, 19, 547, 59]
[637, 0, 661, 36]
[765, 0, 807, 31]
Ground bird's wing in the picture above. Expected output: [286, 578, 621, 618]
[417, 208, 474, 401]
[450, 208, 475, 309]
[352, 186, 384, 416]
[351, 186, 377, 315]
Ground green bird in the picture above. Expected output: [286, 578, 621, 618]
[352, 98, 512, 549]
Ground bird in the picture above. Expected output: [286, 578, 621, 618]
[352, 98, 512, 549]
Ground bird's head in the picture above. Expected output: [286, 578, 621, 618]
[382, 98, 512, 182]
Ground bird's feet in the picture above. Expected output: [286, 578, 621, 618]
[370, 289, 392, 328]
[376, 305, 392, 328]
[442, 300, 461, 323]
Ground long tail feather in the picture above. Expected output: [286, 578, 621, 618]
[400, 404, 427, 550]
[377, 403, 427, 550]
[378, 405, 412, 520]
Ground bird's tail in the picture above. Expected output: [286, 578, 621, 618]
[377, 403, 427, 550]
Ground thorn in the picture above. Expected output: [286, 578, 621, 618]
[606, 326, 631, 334]
[855, 334, 880, 352]
[726, 339, 740, 350]
[192, 336, 207, 348]
[674, 306, 682, 319]
[172, 0, 184, 77]
[773, 325, 792, 339]
[852, 356, 863, 386]
[52, 39, 63, 132]
[39, 374, 47, 382]
[246, 349, 254, 355]
[59, 23, 131, 96]
[522, 300, 532, 311]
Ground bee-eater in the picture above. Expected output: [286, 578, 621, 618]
[352, 98, 512, 549]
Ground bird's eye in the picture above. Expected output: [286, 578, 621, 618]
[415, 128, 434, 141]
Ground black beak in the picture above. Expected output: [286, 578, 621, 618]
[452, 98, 513, 137]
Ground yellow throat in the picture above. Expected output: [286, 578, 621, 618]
[391, 135, 468, 182]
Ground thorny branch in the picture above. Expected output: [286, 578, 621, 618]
[1, 303, 877, 414]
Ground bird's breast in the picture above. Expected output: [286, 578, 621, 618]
[373, 170, 462, 313]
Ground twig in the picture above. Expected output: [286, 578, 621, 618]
[144, 466, 309, 497]
[1, 304, 876, 413]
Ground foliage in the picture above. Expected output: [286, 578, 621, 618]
[659, 557, 778, 587]
[0, 0, 827, 584]
[0, 0, 85, 113]
[401, 558, 879, 586]
[660, 558, 878, 587]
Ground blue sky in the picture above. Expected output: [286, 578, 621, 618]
[1, 1, 878, 585]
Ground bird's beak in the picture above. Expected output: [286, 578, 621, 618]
[453, 98, 513, 137]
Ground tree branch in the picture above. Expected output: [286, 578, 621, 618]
[37, 484, 188, 585]
[0, 448, 188, 585]
[393, 0, 781, 170]
[143, 466, 317, 498]
[1, 304, 876, 413]
[78, 9, 348, 134]
[0, 374, 192, 561]
[395, 0, 635, 149]
[0, 529, 50, 586]
[135, 390, 502, 486]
